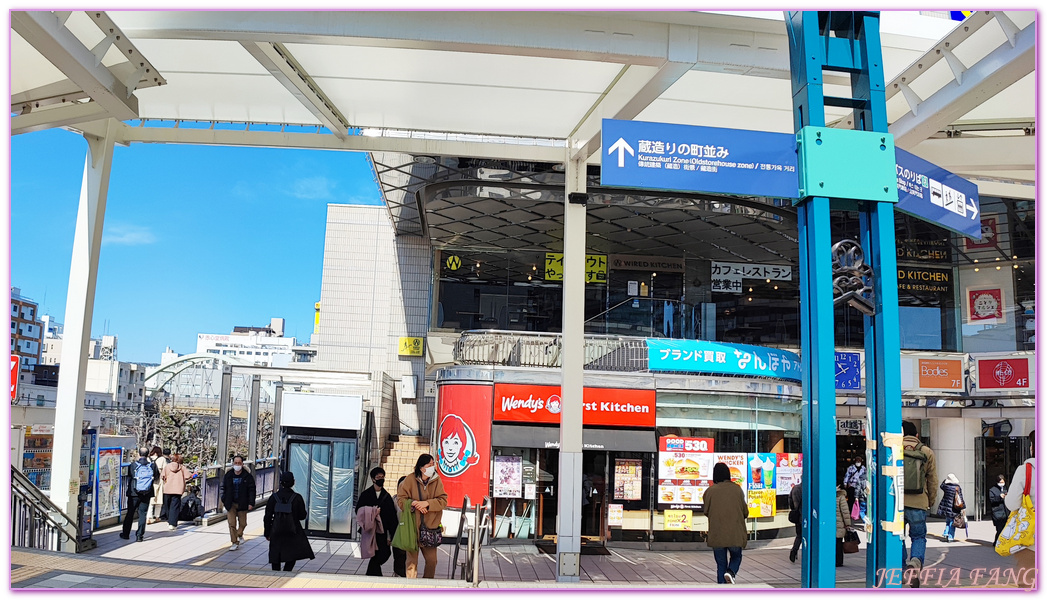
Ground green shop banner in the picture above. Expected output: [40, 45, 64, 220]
[646, 339, 801, 381]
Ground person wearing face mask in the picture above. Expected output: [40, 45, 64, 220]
[220, 455, 256, 551]
[843, 456, 867, 521]
[988, 473, 1008, 545]
[396, 453, 448, 578]
[356, 467, 398, 576]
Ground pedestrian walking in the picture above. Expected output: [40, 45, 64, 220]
[703, 462, 748, 584]
[148, 446, 167, 523]
[392, 476, 408, 577]
[902, 420, 938, 588]
[936, 473, 965, 542]
[836, 482, 853, 567]
[788, 476, 802, 563]
[263, 471, 315, 572]
[1004, 430, 1035, 588]
[119, 448, 160, 542]
[988, 473, 1008, 545]
[843, 456, 867, 521]
[396, 454, 448, 579]
[357, 467, 398, 576]
[220, 455, 256, 551]
[161, 453, 190, 530]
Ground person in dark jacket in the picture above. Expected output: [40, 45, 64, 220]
[703, 462, 749, 584]
[936, 473, 964, 542]
[263, 471, 315, 571]
[356, 467, 398, 576]
[392, 476, 408, 577]
[120, 447, 161, 542]
[788, 476, 803, 563]
[988, 473, 1008, 545]
[220, 455, 256, 550]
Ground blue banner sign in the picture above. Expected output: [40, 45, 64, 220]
[835, 351, 862, 390]
[601, 119, 800, 199]
[646, 339, 802, 381]
[896, 148, 980, 239]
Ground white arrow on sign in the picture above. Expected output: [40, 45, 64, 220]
[967, 197, 979, 220]
[607, 137, 634, 168]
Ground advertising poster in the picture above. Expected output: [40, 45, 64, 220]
[775, 453, 803, 496]
[658, 437, 716, 508]
[493, 455, 522, 498]
[614, 459, 643, 501]
[968, 288, 1004, 321]
[715, 453, 748, 493]
[747, 453, 777, 491]
[96, 448, 123, 522]
[663, 509, 692, 531]
[435, 384, 493, 507]
[608, 504, 624, 527]
[748, 489, 777, 518]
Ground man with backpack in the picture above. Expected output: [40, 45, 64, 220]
[221, 455, 256, 551]
[902, 420, 938, 588]
[120, 448, 161, 542]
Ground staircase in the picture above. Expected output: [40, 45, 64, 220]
[11, 466, 83, 552]
[379, 436, 432, 487]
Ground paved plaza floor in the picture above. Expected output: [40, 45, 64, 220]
[10, 513, 1030, 590]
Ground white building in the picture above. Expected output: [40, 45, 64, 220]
[196, 318, 299, 367]
[84, 359, 146, 411]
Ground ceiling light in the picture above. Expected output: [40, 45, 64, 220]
[974, 268, 980, 272]
[748, 287, 753, 292]
[996, 266, 1001, 270]
[1014, 265, 1019, 269]
[974, 259, 979, 263]
[532, 265, 537, 271]
[774, 285, 779, 290]
[996, 257, 1001, 261]
[413, 155, 437, 165]
[1013, 255, 1018, 259]
[748, 297, 753, 302]
[766, 279, 771, 283]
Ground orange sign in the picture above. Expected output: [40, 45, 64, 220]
[10, 355, 19, 403]
[918, 359, 964, 390]
[493, 383, 656, 428]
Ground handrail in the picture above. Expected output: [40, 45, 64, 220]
[11, 466, 81, 552]
[449, 495, 471, 579]
[471, 496, 492, 587]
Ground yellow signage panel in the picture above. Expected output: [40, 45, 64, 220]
[663, 509, 692, 531]
[544, 252, 607, 283]
[398, 337, 424, 356]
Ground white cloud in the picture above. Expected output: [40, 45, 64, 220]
[290, 176, 335, 200]
[103, 223, 156, 246]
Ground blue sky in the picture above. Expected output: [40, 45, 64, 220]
[10, 128, 383, 363]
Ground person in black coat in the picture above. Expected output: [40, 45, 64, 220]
[220, 455, 257, 550]
[988, 473, 1009, 545]
[263, 471, 315, 571]
[356, 467, 398, 576]
[936, 473, 964, 542]
[120, 447, 161, 542]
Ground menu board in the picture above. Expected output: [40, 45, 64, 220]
[776, 453, 803, 496]
[96, 448, 124, 522]
[608, 503, 624, 526]
[492, 455, 522, 498]
[614, 459, 643, 501]
[748, 453, 777, 490]
[715, 453, 749, 492]
[748, 489, 777, 518]
[664, 509, 693, 531]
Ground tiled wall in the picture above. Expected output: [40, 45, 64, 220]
[315, 204, 433, 437]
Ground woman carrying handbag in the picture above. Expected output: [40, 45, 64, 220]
[396, 453, 448, 579]
[937, 473, 965, 542]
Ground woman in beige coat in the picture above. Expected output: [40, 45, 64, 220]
[161, 453, 190, 529]
[396, 453, 448, 579]
[703, 462, 749, 584]
[836, 483, 854, 567]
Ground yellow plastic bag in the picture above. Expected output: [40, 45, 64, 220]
[995, 463, 1035, 556]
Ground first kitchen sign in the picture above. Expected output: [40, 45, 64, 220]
[493, 383, 656, 428]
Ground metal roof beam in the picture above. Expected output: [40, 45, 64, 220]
[107, 122, 566, 163]
[12, 102, 109, 135]
[240, 41, 351, 140]
[889, 19, 1034, 149]
[11, 11, 139, 121]
[570, 24, 699, 162]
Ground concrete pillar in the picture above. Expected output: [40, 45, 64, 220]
[247, 374, 261, 474]
[217, 366, 232, 465]
[50, 120, 118, 517]
[556, 142, 586, 582]
[273, 382, 283, 482]
[929, 417, 981, 517]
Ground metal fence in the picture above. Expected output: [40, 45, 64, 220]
[11, 466, 80, 552]
[199, 459, 277, 515]
[454, 330, 649, 372]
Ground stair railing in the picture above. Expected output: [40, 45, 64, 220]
[11, 466, 82, 553]
[449, 495, 472, 580]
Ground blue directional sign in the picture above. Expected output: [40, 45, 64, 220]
[896, 148, 981, 239]
[601, 119, 800, 199]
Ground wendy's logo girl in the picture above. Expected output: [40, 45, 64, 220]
[437, 414, 480, 477]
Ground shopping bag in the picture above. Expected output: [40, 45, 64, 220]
[843, 529, 860, 554]
[391, 498, 418, 552]
[995, 463, 1035, 556]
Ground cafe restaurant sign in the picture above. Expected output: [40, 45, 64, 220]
[647, 339, 802, 382]
[493, 383, 656, 428]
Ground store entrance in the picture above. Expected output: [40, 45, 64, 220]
[535, 449, 608, 547]
[975, 436, 1032, 519]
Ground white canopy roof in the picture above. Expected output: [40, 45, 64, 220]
[10, 10, 1035, 198]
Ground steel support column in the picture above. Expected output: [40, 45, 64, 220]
[50, 119, 117, 518]
[217, 366, 233, 467]
[272, 382, 283, 481]
[247, 374, 261, 475]
[556, 141, 587, 583]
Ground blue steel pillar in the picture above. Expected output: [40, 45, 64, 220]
[786, 11, 903, 588]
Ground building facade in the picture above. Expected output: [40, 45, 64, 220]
[10, 287, 43, 372]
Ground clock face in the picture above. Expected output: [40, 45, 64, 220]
[835, 352, 862, 390]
